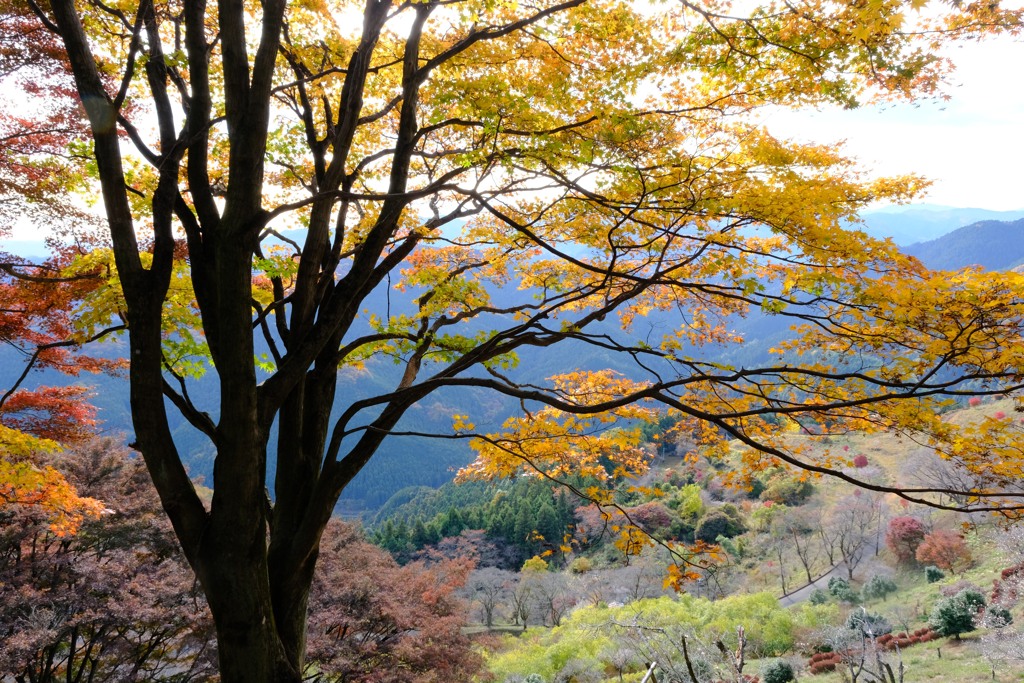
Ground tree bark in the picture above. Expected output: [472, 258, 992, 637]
[198, 540, 302, 682]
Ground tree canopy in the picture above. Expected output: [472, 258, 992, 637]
[6, 0, 1024, 679]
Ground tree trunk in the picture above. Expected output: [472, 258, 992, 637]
[198, 529, 305, 683]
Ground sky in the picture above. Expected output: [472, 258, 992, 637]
[764, 36, 1024, 211]
[3, 11, 1022, 250]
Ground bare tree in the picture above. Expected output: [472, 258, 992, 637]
[508, 575, 534, 631]
[767, 535, 791, 596]
[612, 553, 672, 604]
[766, 505, 824, 589]
[533, 572, 574, 627]
[829, 493, 886, 581]
[463, 567, 513, 628]
[977, 627, 1024, 680]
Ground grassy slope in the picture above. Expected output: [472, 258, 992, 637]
[746, 397, 1024, 680]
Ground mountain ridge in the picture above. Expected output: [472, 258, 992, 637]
[901, 217, 1024, 271]
[7, 207, 1024, 515]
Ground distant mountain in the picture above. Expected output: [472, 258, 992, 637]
[902, 218, 1024, 271]
[861, 206, 1024, 246]
[7, 205, 1023, 516]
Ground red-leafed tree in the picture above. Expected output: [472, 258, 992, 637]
[0, 244, 124, 533]
[0, 5, 122, 529]
[917, 529, 973, 574]
[0, 0, 96, 233]
[0, 438, 219, 682]
[627, 501, 675, 539]
[885, 516, 927, 565]
[305, 520, 481, 683]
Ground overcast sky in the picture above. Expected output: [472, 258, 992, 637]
[764, 36, 1024, 211]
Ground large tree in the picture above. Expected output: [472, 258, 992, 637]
[12, 0, 1024, 679]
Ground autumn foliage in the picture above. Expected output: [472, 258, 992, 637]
[0, 246, 124, 533]
[9, 0, 1024, 679]
[0, 439, 218, 681]
[916, 530, 973, 574]
[885, 516, 927, 565]
[306, 522, 481, 683]
[0, 440, 483, 682]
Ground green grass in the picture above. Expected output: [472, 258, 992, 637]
[804, 635, 1024, 682]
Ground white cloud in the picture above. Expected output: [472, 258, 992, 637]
[762, 37, 1024, 210]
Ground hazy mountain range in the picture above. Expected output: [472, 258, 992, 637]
[5, 204, 1024, 514]
[860, 205, 1024, 246]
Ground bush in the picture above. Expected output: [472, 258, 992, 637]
[862, 575, 898, 602]
[925, 566, 945, 583]
[760, 476, 815, 506]
[568, 557, 592, 574]
[828, 577, 860, 604]
[916, 530, 972, 573]
[717, 535, 747, 559]
[852, 454, 869, 468]
[929, 589, 986, 640]
[958, 589, 987, 611]
[846, 609, 893, 636]
[809, 589, 830, 605]
[940, 579, 983, 598]
[986, 606, 1014, 628]
[746, 477, 768, 500]
[522, 556, 549, 573]
[828, 577, 849, 594]
[626, 501, 674, 538]
[762, 660, 795, 683]
[694, 508, 746, 543]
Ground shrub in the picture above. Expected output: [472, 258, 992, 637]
[808, 653, 840, 675]
[885, 516, 926, 565]
[717, 535, 747, 559]
[862, 575, 898, 602]
[992, 562, 1024, 604]
[762, 660, 795, 683]
[929, 589, 986, 640]
[852, 454, 869, 468]
[925, 566, 945, 583]
[828, 577, 849, 594]
[745, 477, 768, 500]
[986, 606, 1014, 628]
[940, 579, 983, 598]
[694, 508, 746, 543]
[828, 577, 860, 604]
[760, 476, 815, 506]
[809, 589, 830, 605]
[846, 609, 892, 636]
[522, 556, 549, 573]
[626, 501, 674, 537]
[568, 557, 592, 574]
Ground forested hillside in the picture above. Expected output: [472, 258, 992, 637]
[860, 206, 1024, 246]
[904, 218, 1024, 271]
